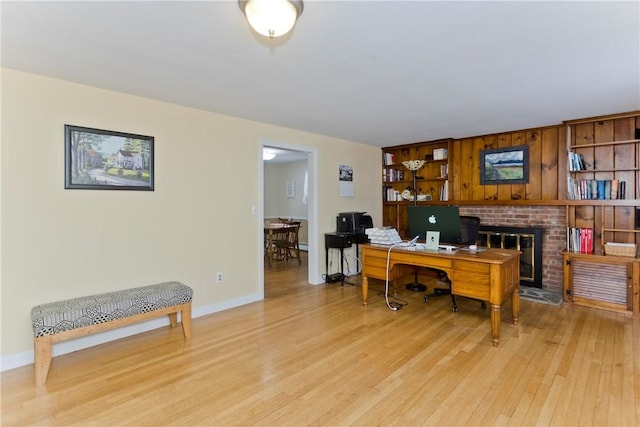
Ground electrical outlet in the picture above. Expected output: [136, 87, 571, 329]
[216, 272, 223, 283]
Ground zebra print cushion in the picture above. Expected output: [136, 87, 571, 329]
[31, 281, 193, 338]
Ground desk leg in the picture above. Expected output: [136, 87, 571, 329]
[362, 276, 369, 307]
[340, 247, 345, 285]
[325, 246, 329, 281]
[355, 243, 360, 273]
[490, 304, 501, 347]
[512, 288, 520, 325]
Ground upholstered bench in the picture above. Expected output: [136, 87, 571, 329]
[31, 281, 192, 385]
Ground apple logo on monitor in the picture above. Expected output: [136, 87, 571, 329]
[428, 214, 437, 224]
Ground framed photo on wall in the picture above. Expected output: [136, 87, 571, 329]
[65, 125, 154, 190]
[480, 145, 529, 185]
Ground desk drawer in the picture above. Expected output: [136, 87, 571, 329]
[453, 260, 490, 274]
[362, 255, 390, 280]
[362, 255, 412, 281]
[452, 271, 490, 300]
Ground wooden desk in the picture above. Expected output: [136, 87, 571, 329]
[360, 244, 521, 347]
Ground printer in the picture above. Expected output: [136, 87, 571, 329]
[336, 212, 373, 243]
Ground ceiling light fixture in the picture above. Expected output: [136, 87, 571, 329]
[238, 0, 304, 38]
[263, 150, 277, 160]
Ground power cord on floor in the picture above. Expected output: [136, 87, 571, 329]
[385, 242, 414, 311]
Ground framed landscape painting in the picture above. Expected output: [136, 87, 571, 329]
[65, 125, 154, 190]
[480, 145, 529, 185]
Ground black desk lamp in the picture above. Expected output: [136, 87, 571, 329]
[402, 160, 427, 292]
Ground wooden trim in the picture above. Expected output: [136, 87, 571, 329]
[381, 138, 453, 151]
[563, 110, 640, 125]
[572, 296, 631, 314]
[383, 199, 640, 207]
[569, 138, 640, 149]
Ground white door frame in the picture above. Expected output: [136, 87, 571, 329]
[258, 140, 319, 297]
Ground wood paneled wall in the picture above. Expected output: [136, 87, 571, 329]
[451, 125, 565, 202]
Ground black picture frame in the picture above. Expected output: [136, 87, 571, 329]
[480, 145, 529, 185]
[65, 125, 154, 191]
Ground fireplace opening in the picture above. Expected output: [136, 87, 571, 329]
[478, 225, 543, 288]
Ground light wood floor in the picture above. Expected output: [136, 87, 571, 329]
[2, 252, 639, 426]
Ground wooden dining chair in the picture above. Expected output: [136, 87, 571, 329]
[274, 222, 301, 267]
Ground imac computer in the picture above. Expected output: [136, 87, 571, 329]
[407, 206, 462, 244]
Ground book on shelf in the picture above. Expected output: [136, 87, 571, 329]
[438, 164, 448, 179]
[567, 178, 626, 200]
[568, 151, 587, 172]
[566, 227, 593, 253]
[598, 180, 606, 199]
[611, 179, 619, 199]
[439, 180, 449, 201]
[383, 152, 395, 166]
[383, 168, 404, 182]
[383, 186, 401, 202]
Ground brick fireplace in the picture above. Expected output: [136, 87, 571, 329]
[459, 205, 566, 292]
[479, 225, 543, 288]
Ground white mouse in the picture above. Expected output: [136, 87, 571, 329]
[469, 244, 478, 250]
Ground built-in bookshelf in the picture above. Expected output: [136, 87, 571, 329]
[562, 111, 640, 314]
[567, 140, 637, 201]
[381, 139, 452, 236]
[381, 140, 451, 203]
[564, 110, 640, 250]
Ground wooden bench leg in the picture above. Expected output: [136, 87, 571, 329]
[34, 335, 52, 386]
[181, 303, 192, 339]
[168, 312, 178, 328]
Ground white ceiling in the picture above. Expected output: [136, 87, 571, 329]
[2, 1, 639, 148]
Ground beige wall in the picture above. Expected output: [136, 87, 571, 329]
[0, 69, 382, 366]
[264, 160, 308, 222]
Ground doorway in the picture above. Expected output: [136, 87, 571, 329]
[259, 140, 318, 297]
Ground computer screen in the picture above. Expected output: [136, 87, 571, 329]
[407, 206, 462, 244]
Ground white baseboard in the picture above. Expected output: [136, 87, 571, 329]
[0, 293, 262, 372]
